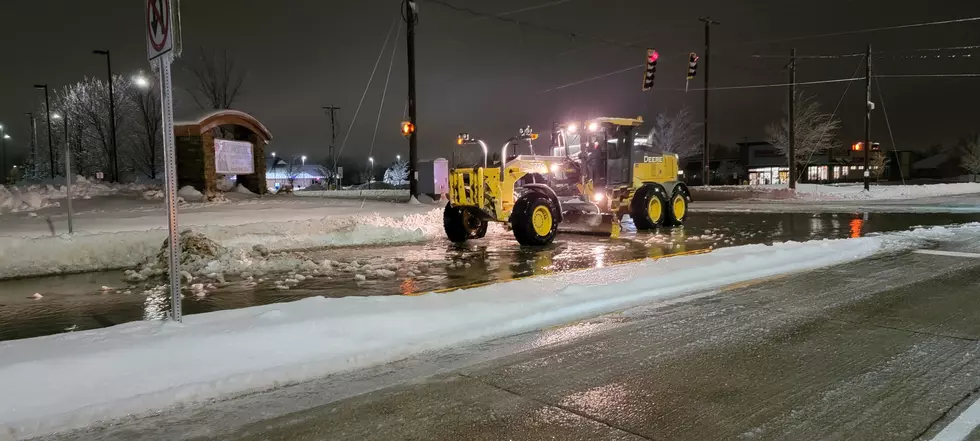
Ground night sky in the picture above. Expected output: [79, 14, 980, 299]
[1, 0, 979, 166]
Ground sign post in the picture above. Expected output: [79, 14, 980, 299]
[147, 0, 182, 321]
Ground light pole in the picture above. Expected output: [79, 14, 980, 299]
[0, 125, 7, 184]
[25, 112, 37, 175]
[51, 113, 73, 234]
[33, 85, 55, 178]
[92, 49, 118, 182]
[368, 156, 374, 189]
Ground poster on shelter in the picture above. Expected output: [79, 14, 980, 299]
[214, 139, 254, 174]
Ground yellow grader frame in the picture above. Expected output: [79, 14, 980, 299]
[444, 119, 692, 246]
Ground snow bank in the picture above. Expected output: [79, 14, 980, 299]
[233, 183, 255, 195]
[0, 177, 157, 214]
[702, 183, 980, 201]
[0, 209, 443, 280]
[3, 225, 973, 439]
[295, 189, 409, 199]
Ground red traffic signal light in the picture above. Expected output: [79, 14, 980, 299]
[687, 52, 699, 80]
[642, 48, 659, 91]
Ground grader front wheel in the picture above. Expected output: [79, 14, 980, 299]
[630, 184, 668, 230]
[444, 203, 488, 243]
[511, 193, 559, 246]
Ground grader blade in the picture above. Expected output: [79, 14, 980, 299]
[558, 210, 618, 236]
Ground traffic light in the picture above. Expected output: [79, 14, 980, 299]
[400, 121, 415, 137]
[687, 52, 699, 80]
[851, 142, 864, 151]
[642, 49, 659, 91]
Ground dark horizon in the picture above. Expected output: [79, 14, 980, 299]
[1, 0, 979, 167]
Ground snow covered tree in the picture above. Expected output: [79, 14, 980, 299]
[383, 160, 409, 186]
[765, 92, 841, 175]
[960, 134, 980, 182]
[870, 151, 889, 182]
[185, 48, 246, 110]
[58, 76, 138, 180]
[647, 106, 702, 159]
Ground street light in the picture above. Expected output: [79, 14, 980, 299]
[92, 49, 118, 182]
[271, 152, 276, 158]
[301, 155, 307, 166]
[133, 73, 150, 89]
[368, 156, 374, 190]
[34, 85, 55, 179]
[51, 111, 73, 233]
[1, 130, 9, 185]
[396, 154, 401, 162]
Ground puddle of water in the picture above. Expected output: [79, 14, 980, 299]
[2, 211, 978, 342]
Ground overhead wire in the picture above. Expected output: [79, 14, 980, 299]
[873, 72, 907, 185]
[337, 18, 398, 158]
[726, 16, 980, 46]
[369, 20, 403, 161]
[798, 54, 867, 174]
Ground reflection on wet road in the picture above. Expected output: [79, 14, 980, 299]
[2, 211, 978, 341]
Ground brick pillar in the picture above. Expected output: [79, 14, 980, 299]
[202, 130, 217, 196]
[237, 133, 267, 195]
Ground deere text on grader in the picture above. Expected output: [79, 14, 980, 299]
[443, 117, 691, 246]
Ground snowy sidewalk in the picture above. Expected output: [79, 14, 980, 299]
[9, 226, 973, 440]
[0, 197, 442, 279]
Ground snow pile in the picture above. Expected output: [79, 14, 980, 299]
[0, 177, 160, 214]
[216, 177, 235, 192]
[702, 183, 980, 201]
[0, 208, 444, 280]
[294, 189, 410, 199]
[3, 225, 977, 438]
[233, 184, 256, 195]
[176, 185, 204, 202]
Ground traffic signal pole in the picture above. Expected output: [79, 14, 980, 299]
[788, 48, 796, 189]
[699, 17, 719, 186]
[404, 0, 419, 198]
[864, 44, 872, 191]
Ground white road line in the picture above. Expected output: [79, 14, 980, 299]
[930, 395, 980, 441]
[914, 250, 980, 259]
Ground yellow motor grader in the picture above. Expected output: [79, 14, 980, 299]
[443, 119, 691, 246]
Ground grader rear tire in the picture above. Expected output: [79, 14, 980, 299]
[630, 184, 668, 230]
[510, 193, 558, 246]
[665, 187, 691, 227]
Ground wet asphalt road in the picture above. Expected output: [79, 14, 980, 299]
[2, 211, 979, 342]
[36, 222, 980, 441]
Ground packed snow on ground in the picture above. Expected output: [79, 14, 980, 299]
[0, 176, 156, 214]
[703, 183, 980, 201]
[294, 189, 410, 199]
[3, 224, 977, 439]
[0, 204, 443, 280]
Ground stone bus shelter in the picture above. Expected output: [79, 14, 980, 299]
[174, 110, 272, 196]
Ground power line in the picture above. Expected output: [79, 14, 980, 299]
[420, 0, 646, 50]
[473, 0, 581, 20]
[369, 20, 403, 159]
[875, 73, 980, 78]
[337, 18, 398, 158]
[728, 16, 980, 46]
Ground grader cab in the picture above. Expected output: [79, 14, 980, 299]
[443, 119, 692, 246]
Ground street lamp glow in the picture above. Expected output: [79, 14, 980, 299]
[301, 155, 307, 166]
[368, 156, 374, 163]
[396, 154, 401, 161]
[3, 134, 10, 139]
[51, 113, 62, 120]
[133, 75, 149, 88]
[271, 152, 276, 158]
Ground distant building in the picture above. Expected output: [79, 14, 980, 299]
[737, 141, 918, 185]
[265, 158, 329, 191]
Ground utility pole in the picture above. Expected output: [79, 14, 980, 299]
[404, 0, 420, 198]
[25, 112, 37, 175]
[34, 85, 55, 179]
[699, 17, 719, 186]
[788, 48, 797, 189]
[322, 105, 341, 187]
[93, 50, 118, 182]
[864, 44, 872, 191]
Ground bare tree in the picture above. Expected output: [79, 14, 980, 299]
[716, 160, 745, 182]
[647, 106, 702, 158]
[870, 151, 889, 182]
[186, 48, 246, 110]
[765, 92, 841, 174]
[960, 134, 980, 182]
[130, 74, 162, 179]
